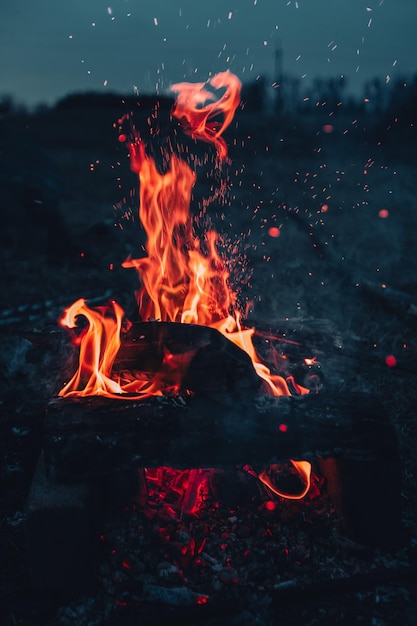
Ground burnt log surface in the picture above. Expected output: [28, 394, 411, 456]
[45, 392, 398, 475]
[44, 391, 402, 546]
[114, 321, 261, 398]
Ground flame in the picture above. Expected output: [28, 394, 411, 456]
[58, 299, 124, 398]
[58, 71, 311, 499]
[258, 461, 312, 500]
[58, 298, 184, 399]
[123, 141, 234, 326]
[171, 70, 242, 160]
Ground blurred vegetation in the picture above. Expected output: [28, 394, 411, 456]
[1, 69, 416, 156]
[0, 70, 414, 118]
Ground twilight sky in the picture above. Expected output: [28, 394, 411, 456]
[1, 0, 416, 107]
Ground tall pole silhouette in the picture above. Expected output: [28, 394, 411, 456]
[274, 44, 284, 111]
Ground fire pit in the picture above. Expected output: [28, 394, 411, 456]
[25, 72, 401, 602]
[26, 319, 401, 598]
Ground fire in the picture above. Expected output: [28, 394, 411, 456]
[58, 299, 179, 398]
[171, 70, 242, 160]
[258, 461, 312, 501]
[58, 71, 312, 499]
[58, 299, 124, 398]
[122, 141, 233, 326]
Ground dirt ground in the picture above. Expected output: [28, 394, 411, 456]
[1, 98, 417, 625]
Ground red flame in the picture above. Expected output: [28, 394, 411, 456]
[58, 71, 312, 499]
[171, 70, 241, 160]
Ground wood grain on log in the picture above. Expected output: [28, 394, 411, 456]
[45, 392, 398, 475]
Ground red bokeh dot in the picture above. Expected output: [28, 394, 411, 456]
[265, 500, 276, 511]
[118, 133, 127, 143]
[378, 209, 389, 219]
[268, 227, 281, 238]
[278, 423, 288, 432]
[196, 596, 208, 605]
[321, 204, 328, 212]
[323, 124, 334, 134]
[385, 355, 397, 367]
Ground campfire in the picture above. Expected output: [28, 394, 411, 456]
[26, 71, 401, 605]
[57, 70, 311, 500]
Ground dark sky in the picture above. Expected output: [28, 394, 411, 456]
[1, 0, 416, 107]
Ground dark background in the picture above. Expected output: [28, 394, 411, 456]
[1, 0, 417, 109]
[1, 1, 417, 624]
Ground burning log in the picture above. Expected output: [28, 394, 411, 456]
[113, 321, 262, 398]
[44, 392, 396, 472]
[42, 390, 401, 546]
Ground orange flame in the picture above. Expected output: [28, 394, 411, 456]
[58, 298, 188, 399]
[123, 141, 234, 325]
[58, 71, 311, 499]
[171, 70, 241, 160]
[58, 298, 125, 398]
[258, 461, 312, 500]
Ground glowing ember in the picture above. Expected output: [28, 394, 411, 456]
[58, 71, 312, 499]
[268, 226, 281, 238]
[385, 354, 397, 367]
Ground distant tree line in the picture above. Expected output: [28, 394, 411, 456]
[54, 91, 174, 112]
[240, 72, 417, 126]
[1, 71, 417, 127]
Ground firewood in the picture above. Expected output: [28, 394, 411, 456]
[45, 392, 397, 473]
[114, 321, 261, 398]
[44, 391, 401, 545]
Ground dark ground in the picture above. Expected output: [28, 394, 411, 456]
[1, 98, 417, 625]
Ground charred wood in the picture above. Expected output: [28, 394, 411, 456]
[114, 321, 261, 398]
[44, 391, 401, 545]
[45, 392, 398, 475]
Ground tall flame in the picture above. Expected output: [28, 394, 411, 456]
[122, 141, 234, 326]
[58, 71, 311, 499]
